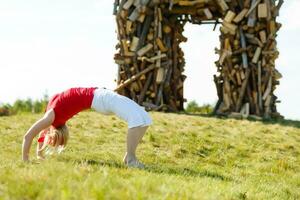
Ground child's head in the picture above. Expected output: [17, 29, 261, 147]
[39, 125, 69, 154]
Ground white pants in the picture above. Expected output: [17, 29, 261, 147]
[91, 88, 152, 129]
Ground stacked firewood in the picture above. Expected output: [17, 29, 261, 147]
[113, 0, 284, 119]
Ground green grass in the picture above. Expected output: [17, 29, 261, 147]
[0, 111, 300, 200]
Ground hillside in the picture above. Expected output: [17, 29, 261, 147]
[0, 111, 299, 199]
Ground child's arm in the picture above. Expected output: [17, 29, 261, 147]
[22, 109, 55, 161]
[36, 129, 48, 159]
[36, 141, 45, 159]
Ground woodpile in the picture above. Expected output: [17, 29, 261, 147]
[113, 0, 284, 119]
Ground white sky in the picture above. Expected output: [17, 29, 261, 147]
[0, 0, 299, 120]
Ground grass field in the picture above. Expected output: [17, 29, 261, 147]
[0, 111, 300, 200]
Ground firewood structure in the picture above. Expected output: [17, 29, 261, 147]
[113, 0, 284, 119]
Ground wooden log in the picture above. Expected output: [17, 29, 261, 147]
[120, 9, 128, 19]
[244, 0, 251, 8]
[247, 0, 259, 27]
[123, 0, 134, 10]
[116, 16, 125, 39]
[252, 91, 260, 115]
[129, 8, 140, 22]
[264, 95, 272, 107]
[245, 33, 263, 47]
[138, 53, 167, 63]
[126, 20, 133, 34]
[214, 75, 222, 103]
[130, 89, 137, 102]
[113, 0, 120, 15]
[268, 20, 276, 36]
[249, 115, 263, 120]
[258, 61, 263, 110]
[169, 99, 178, 112]
[240, 103, 250, 118]
[258, 3, 268, 19]
[156, 67, 165, 83]
[240, 69, 245, 80]
[121, 39, 131, 56]
[158, 19, 162, 38]
[156, 50, 161, 68]
[274, 0, 284, 17]
[264, 0, 272, 20]
[158, 7, 163, 22]
[137, 43, 153, 56]
[163, 25, 172, 34]
[166, 7, 198, 15]
[246, 0, 262, 17]
[142, 102, 163, 111]
[222, 93, 230, 111]
[233, 9, 248, 24]
[222, 77, 231, 110]
[224, 10, 236, 23]
[252, 47, 262, 64]
[239, 28, 249, 68]
[130, 36, 140, 52]
[274, 69, 282, 80]
[130, 81, 140, 92]
[232, 90, 238, 105]
[136, 0, 151, 7]
[155, 82, 164, 106]
[156, 38, 168, 52]
[236, 68, 251, 112]
[216, 0, 229, 12]
[138, 13, 146, 23]
[247, 83, 255, 114]
[115, 64, 156, 91]
[219, 50, 231, 65]
[133, 0, 139, 7]
[138, 72, 153, 104]
[259, 30, 267, 43]
[137, 14, 153, 50]
[264, 94, 272, 118]
[203, 8, 213, 19]
[236, 70, 242, 85]
[178, 0, 209, 6]
[228, 112, 243, 119]
[222, 21, 237, 35]
[147, 31, 154, 41]
[155, 37, 172, 106]
[262, 76, 272, 100]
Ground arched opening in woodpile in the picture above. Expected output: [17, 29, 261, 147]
[180, 23, 219, 109]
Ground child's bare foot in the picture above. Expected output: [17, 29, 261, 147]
[37, 155, 45, 160]
[123, 153, 145, 169]
[126, 159, 145, 169]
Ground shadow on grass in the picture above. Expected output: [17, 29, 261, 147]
[176, 111, 300, 129]
[73, 159, 232, 182]
[145, 164, 232, 182]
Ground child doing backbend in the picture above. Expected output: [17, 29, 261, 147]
[22, 87, 152, 168]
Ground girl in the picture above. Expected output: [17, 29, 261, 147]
[22, 87, 152, 168]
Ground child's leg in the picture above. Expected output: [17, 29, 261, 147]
[91, 88, 151, 167]
[124, 126, 148, 164]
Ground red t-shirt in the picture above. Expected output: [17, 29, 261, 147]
[47, 87, 97, 128]
[37, 87, 97, 143]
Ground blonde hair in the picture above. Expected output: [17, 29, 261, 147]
[39, 125, 69, 154]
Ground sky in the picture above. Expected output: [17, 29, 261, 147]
[0, 0, 299, 120]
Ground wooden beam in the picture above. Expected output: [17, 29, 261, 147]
[115, 64, 156, 91]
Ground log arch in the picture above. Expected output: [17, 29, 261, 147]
[113, 0, 283, 119]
